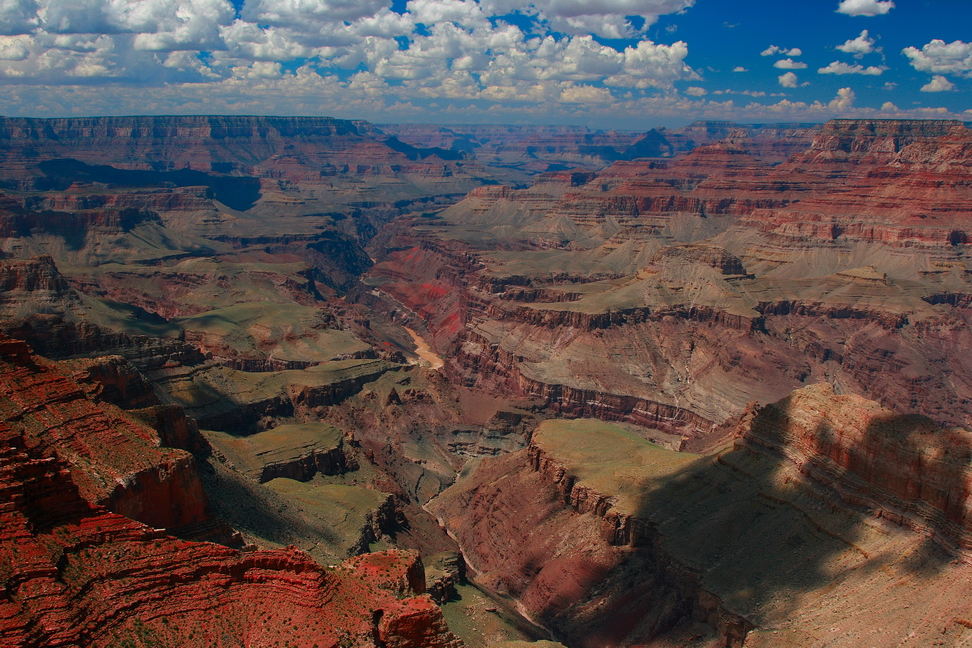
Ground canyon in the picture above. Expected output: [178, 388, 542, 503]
[0, 115, 970, 647]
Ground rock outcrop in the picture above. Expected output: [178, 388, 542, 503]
[203, 422, 353, 483]
[153, 358, 396, 433]
[740, 382, 972, 553]
[0, 115, 458, 181]
[0, 336, 208, 531]
[432, 389, 972, 647]
[378, 121, 819, 174]
[0, 334, 464, 647]
[0, 255, 80, 317]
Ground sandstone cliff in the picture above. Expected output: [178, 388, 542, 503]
[0, 334, 464, 648]
[431, 386, 972, 647]
[740, 382, 972, 553]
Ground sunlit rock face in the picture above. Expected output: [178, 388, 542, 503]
[432, 388, 972, 648]
[0, 335, 464, 648]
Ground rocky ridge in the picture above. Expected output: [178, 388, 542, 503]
[432, 386, 972, 647]
[0, 334, 464, 648]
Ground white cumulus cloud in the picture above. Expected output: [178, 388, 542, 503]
[0, 36, 31, 61]
[220, 21, 316, 61]
[8, 0, 946, 125]
[761, 45, 801, 57]
[130, 0, 235, 51]
[540, 0, 695, 39]
[406, 0, 488, 29]
[40, 0, 234, 42]
[817, 61, 884, 75]
[351, 11, 415, 39]
[242, 0, 390, 26]
[606, 38, 697, 88]
[231, 60, 284, 79]
[559, 83, 612, 103]
[836, 0, 893, 17]
[164, 50, 222, 77]
[542, 0, 693, 21]
[836, 30, 875, 57]
[830, 86, 855, 109]
[921, 75, 955, 92]
[0, 0, 705, 94]
[548, 14, 635, 39]
[903, 39, 972, 77]
[0, 31, 132, 81]
[0, 0, 40, 35]
[774, 58, 806, 69]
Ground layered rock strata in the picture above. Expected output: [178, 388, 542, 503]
[432, 386, 972, 647]
[364, 119, 972, 439]
[0, 335, 464, 647]
[0, 336, 207, 531]
[740, 382, 972, 553]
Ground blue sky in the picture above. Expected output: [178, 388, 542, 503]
[0, 0, 969, 128]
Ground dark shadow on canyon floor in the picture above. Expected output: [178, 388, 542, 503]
[197, 457, 346, 553]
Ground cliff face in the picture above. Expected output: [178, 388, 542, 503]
[788, 119, 966, 170]
[0, 115, 480, 201]
[436, 118, 972, 258]
[378, 121, 819, 175]
[0, 335, 208, 530]
[741, 382, 972, 552]
[0, 115, 374, 176]
[0, 255, 79, 315]
[0, 255, 212, 372]
[720, 119, 972, 276]
[431, 387, 972, 647]
[366, 231, 972, 443]
[0, 334, 464, 648]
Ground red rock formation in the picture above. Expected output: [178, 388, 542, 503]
[740, 382, 972, 553]
[379, 121, 819, 171]
[363, 118, 972, 438]
[0, 115, 471, 191]
[378, 123, 675, 170]
[62, 355, 162, 410]
[21, 187, 216, 215]
[344, 549, 427, 597]
[0, 255, 78, 312]
[0, 335, 464, 647]
[378, 595, 461, 648]
[724, 119, 972, 271]
[0, 336, 207, 531]
[432, 385, 972, 647]
[786, 118, 965, 172]
[429, 433, 750, 647]
[0, 202, 161, 237]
